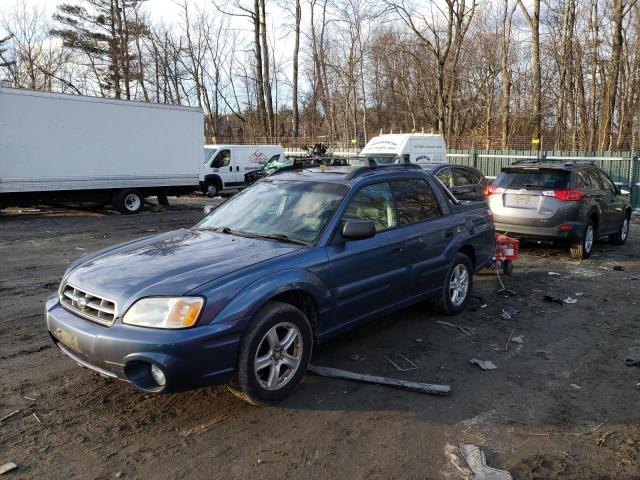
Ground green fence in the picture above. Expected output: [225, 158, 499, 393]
[447, 149, 640, 210]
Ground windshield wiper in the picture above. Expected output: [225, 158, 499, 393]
[204, 226, 235, 234]
[250, 232, 310, 246]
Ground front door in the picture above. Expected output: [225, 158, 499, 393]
[211, 149, 233, 188]
[326, 182, 407, 331]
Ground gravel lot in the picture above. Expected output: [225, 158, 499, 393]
[1, 199, 639, 479]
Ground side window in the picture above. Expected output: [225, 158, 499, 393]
[587, 169, 604, 190]
[436, 168, 453, 188]
[215, 149, 231, 167]
[390, 179, 441, 225]
[598, 170, 617, 194]
[343, 183, 396, 232]
[575, 171, 592, 189]
[453, 168, 474, 186]
[470, 170, 484, 184]
[268, 154, 280, 163]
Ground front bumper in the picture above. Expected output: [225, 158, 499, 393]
[494, 221, 585, 241]
[45, 295, 241, 393]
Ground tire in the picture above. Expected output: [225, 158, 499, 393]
[502, 260, 513, 276]
[206, 184, 219, 197]
[113, 189, 144, 214]
[228, 301, 313, 405]
[570, 219, 595, 259]
[435, 253, 473, 315]
[609, 214, 630, 246]
[157, 193, 169, 206]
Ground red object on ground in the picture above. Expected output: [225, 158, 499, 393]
[494, 233, 519, 261]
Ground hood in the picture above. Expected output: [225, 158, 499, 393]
[63, 228, 302, 306]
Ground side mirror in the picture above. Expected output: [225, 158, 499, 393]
[203, 205, 215, 215]
[620, 188, 630, 195]
[342, 220, 376, 240]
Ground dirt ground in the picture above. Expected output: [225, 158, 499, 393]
[1, 199, 640, 480]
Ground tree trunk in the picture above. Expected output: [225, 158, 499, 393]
[292, 0, 301, 137]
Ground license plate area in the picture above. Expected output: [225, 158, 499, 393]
[504, 194, 539, 209]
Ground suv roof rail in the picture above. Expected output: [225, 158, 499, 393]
[344, 157, 422, 180]
[563, 160, 596, 167]
[511, 158, 542, 166]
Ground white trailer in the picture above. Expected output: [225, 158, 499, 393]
[0, 87, 203, 213]
[360, 133, 447, 165]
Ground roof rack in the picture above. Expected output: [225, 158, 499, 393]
[511, 158, 543, 165]
[563, 160, 596, 167]
[344, 156, 422, 180]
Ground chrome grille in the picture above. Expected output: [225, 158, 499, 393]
[60, 284, 116, 326]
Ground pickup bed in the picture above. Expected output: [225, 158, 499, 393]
[46, 162, 494, 404]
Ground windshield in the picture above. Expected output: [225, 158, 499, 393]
[494, 169, 570, 189]
[204, 148, 217, 164]
[196, 180, 348, 245]
[350, 155, 397, 167]
[264, 157, 291, 171]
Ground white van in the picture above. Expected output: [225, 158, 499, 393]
[360, 133, 446, 165]
[200, 144, 285, 195]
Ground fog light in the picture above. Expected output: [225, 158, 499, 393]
[150, 364, 166, 387]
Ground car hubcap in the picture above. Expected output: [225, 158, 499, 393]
[254, 322, 302, 391]
[622, 218, 629, 240]
[449, 264, 469, 306]
[585, 225, 594, 252]
[124, 194, 141, 211]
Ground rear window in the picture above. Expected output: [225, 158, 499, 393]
[494, 169, 569, 189]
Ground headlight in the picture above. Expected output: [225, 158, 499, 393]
[122, 297, 204, 329]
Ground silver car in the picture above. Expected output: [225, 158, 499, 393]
[486, 162, 632, 259]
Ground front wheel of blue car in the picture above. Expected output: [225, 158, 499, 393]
[228, 301, 313, 405]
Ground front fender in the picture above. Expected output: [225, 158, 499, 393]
[212, 268, 330, 328]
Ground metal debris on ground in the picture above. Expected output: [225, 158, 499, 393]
[548, 272, 562, 276]
[0, 463, 18, 475]
[570, 383, 582, 390]
[350, 354, 365, 362]
[0, 410, 20, 423]
[469, 295, 487, 311]
[543, 295, 564, 306]
[510, 335, 524, 344]
[624, 357, 640, 367]
[384, 353, 418, 372]
[564, 297, 578, 304]
[470, 359, 498, 370]
[575, 292, 584, 296]
[308, 365, 451, 395]
[436, 320, 473, 336]
[500, 308, 520, 320]
[459, 444, 513, 480]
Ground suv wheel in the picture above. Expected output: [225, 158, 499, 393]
[228, 301, 313, 405]
[570, 220, 595, 259]
[435, 253, 473, 315]
[609, 214, 630, 246]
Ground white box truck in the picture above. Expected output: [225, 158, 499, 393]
[0, 87, 203, 214]
[360, 133, 447, 165]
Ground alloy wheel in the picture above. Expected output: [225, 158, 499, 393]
[254, 322, 303, 391]
[449, 264, 469, 306]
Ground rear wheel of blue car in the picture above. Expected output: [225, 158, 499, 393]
[435, 253, 473, 315]
[229, 301, 313, 405]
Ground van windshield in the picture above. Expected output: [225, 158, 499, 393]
[204, 148, 217, 164]
[494, 168, 570, 189]
[196, 180, 348, 245]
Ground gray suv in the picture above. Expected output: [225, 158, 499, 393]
[486, 162, 632, 259]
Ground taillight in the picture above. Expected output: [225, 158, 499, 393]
[542, 189, 584, 201]
[483, 184, 497, 196]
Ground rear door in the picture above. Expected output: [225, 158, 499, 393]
[389, 178, 452, 295]
[488, 167, 570, 227]
[596, 170, 625, 233]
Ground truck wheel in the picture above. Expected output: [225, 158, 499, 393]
[228, 301, 313, 405]
[570, 220, 595, 259]
[206, 184, 219, 197]
[157, 193, 169, 206]
[609, 214, 630, 246]
[435, 253, 473, 315]
[502, 260, 513, 276]
[114, 189, 144, 214]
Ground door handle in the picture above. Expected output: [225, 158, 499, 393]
[391, 245, 402, 254]
[236, 166, 240, 171]
[229, 166, 233, 172]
